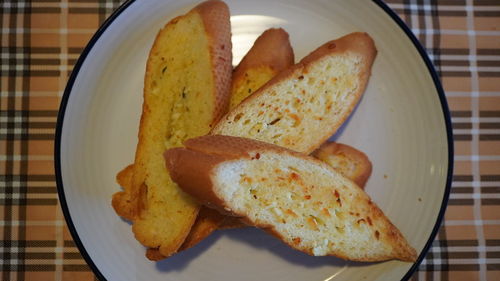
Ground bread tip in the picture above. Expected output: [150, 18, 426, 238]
[404, 247, 418, 262]
[195, 0, 229, 11]
[263, 27, 290, 37]
[357, 32, 377, 52]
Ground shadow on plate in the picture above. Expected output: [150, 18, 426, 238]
[120, 216, 133, 226]
[221, 227, 347, 268]
[223, 227, 387, 268]
[155, 230, 223, 272]
[154, 226, 375, 272]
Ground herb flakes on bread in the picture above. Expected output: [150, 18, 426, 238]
[220, 141, 373, 229]
[181, 28, 295, 250]
[212, 32, 376, 154]
[111, 0, 232, 258]
[230, 28, 295, 108]
[165, 135, 417, 262]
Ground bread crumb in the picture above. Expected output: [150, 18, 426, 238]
[313, 245, 327, 256]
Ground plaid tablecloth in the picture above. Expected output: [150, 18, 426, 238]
[1, 0, 499, 280]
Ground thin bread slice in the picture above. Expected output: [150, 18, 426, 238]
[145, 206, 222, 260]
[111, 0, 232, 257]
[114, 164, 135, 220]
[165, 135, 417, 262]
[313, 142, 372, 187]
[220, 141, 372, 229]
[230, 28, 294, 108]
[181, 28, 295, 251]
[212, 32, 377, 154]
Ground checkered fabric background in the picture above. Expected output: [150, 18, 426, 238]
[0, 0, 499, 280]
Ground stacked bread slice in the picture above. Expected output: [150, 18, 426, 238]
[166, 135, 417, 261]
[174, 29, 378, 254]
[178, 28, 295, 250]
[163, 31, 416, 261]
[112, 0, 232, 258]
[112, 0, 416, 263]
[212, 32, 376, 154]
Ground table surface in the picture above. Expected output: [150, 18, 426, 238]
[1, 0, 499, 280]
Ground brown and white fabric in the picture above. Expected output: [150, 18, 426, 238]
[0, 0, 499, 280]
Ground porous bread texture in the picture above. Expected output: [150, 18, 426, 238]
[111, 0, 232, 257]
[230, 67, 277, 108]
[184, 28, 295, 250]
[165, 135, 417, 262]
[217, 55, 362, 151]
[213, 154, 412, 260]
[185, 32, 376, 246]
[212, 32, 377, 154]
[230, 28, 294, 108]
[219, 141, 373, 229]
[312, 142, 372, 187]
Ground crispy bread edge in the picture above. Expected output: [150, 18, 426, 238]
[110, 0, 232, 258]
[166, 135, 416, 262]
[212, 32, 377, 154]
[232, 28, 294, 84]
[312, 141, 373, 187]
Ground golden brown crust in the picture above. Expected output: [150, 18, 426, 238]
[166, 135, 316, 216]
[166, 135, 324, 213]
[164, 147, 232, 215]
[116, 164, 134, 188]
[180, 28, 294, 252]
[145, 248, 166, 261]
[312, 141, 373, 187]
[232, 28, 294, 86]
[112, 0, 232, 259]
[178, 207, 225, 251]
[111, 164, 135, 220]
[212, 32, 377, 154]
[166, 135, 416, 262]
[184, 32, 378, 239]
[218, 217, 246, 229]
[195, 0, 233, 125]
[299, 32, 376, 66]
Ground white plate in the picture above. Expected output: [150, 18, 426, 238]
[55, 0, 453, 280]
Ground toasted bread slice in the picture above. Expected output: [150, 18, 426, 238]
[165, 135, 417, 262]
[180, 28, 295, 251]
[313, 142, 372, 187]
[111, 0, 232, 257]
[144, 206, 222, 261]
[212, 32, 376, 154]
[230, 28, 294, 108]
[220, 141, 372, 229]
[143, 32, 376, 259]
[182, 32, 376, 250]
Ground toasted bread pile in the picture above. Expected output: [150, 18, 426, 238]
[112, 0, 416, 263]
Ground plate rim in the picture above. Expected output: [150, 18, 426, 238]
[54, 1, 454, 280]
[370, 2, 453, 280]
